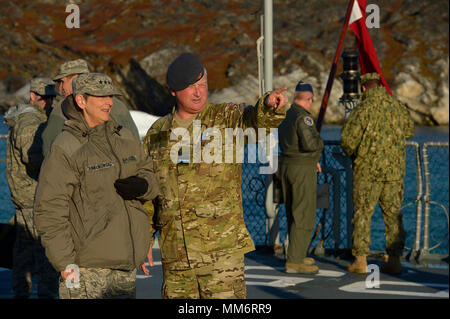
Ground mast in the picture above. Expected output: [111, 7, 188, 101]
[316, 0, 355, 132]
[264, 0, 273, 91]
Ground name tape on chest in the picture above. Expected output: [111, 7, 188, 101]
[87, 162, 114, 172]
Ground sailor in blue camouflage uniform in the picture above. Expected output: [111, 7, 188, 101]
[341, 72, 415, 274]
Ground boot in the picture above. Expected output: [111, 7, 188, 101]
[303, 257, 315, 265]
[347, 255, 367, 274]
[381, 256, 402, 274]
[285, 262, 319, 274]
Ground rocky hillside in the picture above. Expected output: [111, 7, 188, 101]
[0, 0, 448, 125]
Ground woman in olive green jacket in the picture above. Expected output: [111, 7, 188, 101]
[34, 73, 160, 299]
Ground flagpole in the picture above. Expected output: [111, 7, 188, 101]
[316, 0, 355, 132]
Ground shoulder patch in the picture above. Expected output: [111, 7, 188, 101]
[304, 116, 314, 126]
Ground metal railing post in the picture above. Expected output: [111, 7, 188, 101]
[406, 141, 423, 259]
[332, 151, 353, 250]
[263, 0, 273, 92]
[420, 142, 450, 260]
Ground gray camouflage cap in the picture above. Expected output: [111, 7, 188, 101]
[30, 77, 58, 96]
[72, 73, 121, 97]
[53, 59, 90, 81]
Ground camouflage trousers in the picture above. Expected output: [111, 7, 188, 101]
[12, 208, 58, 299]
[351, 180, 406, 257]
[162, 253, 246, 299]
[59, 267, 137, 299]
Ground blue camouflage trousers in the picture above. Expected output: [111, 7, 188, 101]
[351, 180, 406, 257]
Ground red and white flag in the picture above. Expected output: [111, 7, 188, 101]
[349, 0, 392, 95]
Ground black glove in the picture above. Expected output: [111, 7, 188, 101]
[114, 176, 148, 200]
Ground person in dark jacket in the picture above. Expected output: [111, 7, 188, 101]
[34, 73, 160, 299]
[278, 81, 323, 274]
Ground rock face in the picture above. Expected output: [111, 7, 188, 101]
[0, 0, 448, 125]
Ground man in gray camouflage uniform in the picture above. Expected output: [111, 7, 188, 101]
[4, 77, 59, 298]
[341, 72, 414, 274]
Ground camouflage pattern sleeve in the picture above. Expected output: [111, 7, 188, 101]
[14, 113, 46, 178]
[241, 92, 287, 130]
[142, 117, 170, 245]
[216, 92, 286, 130]
[340, 104, 368, 157]
[142, 199, 157, 247]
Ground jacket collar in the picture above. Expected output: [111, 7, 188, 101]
[292, 102, 311, 114]
[361, 86, 387, 101]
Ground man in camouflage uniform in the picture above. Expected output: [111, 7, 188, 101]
[34, 73, 160, 299]
[42, 59, 139, 156]
[144, 53, 288, 299]
[278, 81, 323, 274]
[341, 73, 414, 274]
[4, 77, 59, 298]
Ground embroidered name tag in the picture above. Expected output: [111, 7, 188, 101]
[87, 162, 114, 171]
[122, 155, 137, 163]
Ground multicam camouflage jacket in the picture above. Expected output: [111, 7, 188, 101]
[341, 87, 415, 182]
[143, 93, 286, 270]
[5, 104, 47, 209]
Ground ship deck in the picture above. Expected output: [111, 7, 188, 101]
[1, 247, 447, 300]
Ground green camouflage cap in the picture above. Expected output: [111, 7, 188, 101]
[72, 73, 121, 97]
[30, 77, 58, 96]
[53, 59, 90, 81]
[360, 72, 380, 84]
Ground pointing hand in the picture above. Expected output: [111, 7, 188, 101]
[265, 88, 288, 109]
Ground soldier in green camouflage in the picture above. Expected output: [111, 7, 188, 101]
[4, 77, 58, 298]
[144, 53, 288, 299]
[42, 59, 139, 156]
[341, 72, 415, 275]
